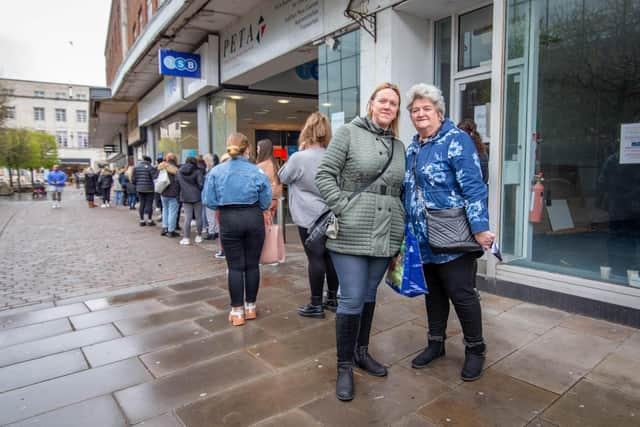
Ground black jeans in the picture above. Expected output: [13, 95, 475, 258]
[102, 187, 111, 202]
[219, 206, 265, 307]
[138, 192, 154, 220]
[423, 253, 483, 345]
[298, 227, 339, 302]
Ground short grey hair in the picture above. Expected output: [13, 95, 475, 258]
[406, 83, 446, 116]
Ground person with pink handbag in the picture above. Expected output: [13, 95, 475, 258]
[201, 133, 272, 326]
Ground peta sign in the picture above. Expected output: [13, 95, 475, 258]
[159, 49, 201, 78]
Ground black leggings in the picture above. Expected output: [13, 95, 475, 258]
[298, 227, 339, 303]
[102, 187, 111, 202]
[138, 192, 154, 220]
[219, 206, 265, 307]
[423, 253, 483, 345]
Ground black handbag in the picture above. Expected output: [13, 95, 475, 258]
[304, 139, 395, 252]
[413, 152, 482, 254]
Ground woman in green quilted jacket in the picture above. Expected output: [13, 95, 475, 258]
[316, 82, 406, 401]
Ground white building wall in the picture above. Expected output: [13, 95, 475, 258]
[360, 8, 432, 143]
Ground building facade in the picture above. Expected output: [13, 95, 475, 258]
[1, 78, 106, 172]
[94, 0, 640, 325]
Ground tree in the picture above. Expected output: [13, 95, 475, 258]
[0, 129, 41, 190]
[28, 132, 58, 184]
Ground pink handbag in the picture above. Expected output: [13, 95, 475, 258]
[260, 224, 286, 264]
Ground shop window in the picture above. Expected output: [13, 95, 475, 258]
[458, 5, 493, 71]
[318, 30, 360, 126]
[158, 113, 198, 164]
[501, 0, 640, 287]
[434, 17, 452, 111]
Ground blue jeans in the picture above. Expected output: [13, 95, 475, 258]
[127, 193, 137, 207]
[114, 191, 124, 206]
[161, 196, 178, 232]
[329, 252, 391, 315]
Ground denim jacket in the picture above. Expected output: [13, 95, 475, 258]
[202, 157, 272, 210]
[403, 119, 489, 264]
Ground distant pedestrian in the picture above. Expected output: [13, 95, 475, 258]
[132, 156, 156, 226]
[47, 164, 67, 209]
[176, 156, 204, 245]
[157, 153, 180, 238]
[202, 133, 271, 326]
[73, 171, 80, 189]
[202, 153, 219, 240]
[97, 166, 114, 208]
[256, 139, 282, 220]
[123, 166, 137, 209]
[113, 168, 125, 206]
[84, 167, 98, 208]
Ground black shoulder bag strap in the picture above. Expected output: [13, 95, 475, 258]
[347, 138, 395, 201]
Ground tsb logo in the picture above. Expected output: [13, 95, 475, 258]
[163, 55, 198, 72]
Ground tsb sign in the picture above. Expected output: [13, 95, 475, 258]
[159, 49, 201, 78]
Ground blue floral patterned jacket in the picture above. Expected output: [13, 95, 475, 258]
[403, 118, 489, 264]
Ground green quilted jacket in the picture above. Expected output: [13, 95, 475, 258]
[315, 117, 406, 257]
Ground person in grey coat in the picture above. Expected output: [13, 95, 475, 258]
[176, 156, 204, 245]
[316, 82, 406, 401]
[279, 112, 339, 319]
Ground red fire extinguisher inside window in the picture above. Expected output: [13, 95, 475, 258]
[529, 173, 544, 223]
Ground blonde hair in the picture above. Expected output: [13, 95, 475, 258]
[299, 112, 331, 149]
[165, 152, 177, 163]
[367, 82, 401, 137]
[226, 133, 249, 159]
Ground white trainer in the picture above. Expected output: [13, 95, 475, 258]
[179, 238, 191, 245]
[194, 235, 203, 243]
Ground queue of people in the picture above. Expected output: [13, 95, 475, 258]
[72, 80, 493, 404]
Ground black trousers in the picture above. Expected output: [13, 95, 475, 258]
[102, 187, 111, 202]
[138, 192, 154, 220]
[298, 226, 339, 302]
[423, 253, 483, 345]
[219, 206, 265, 307]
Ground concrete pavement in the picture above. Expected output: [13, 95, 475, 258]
[0, 188, 639, 426]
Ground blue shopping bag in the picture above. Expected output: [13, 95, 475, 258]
[385, 224, 428, 297]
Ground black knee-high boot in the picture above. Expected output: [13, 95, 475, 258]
[354, 302, 387, 376]
[335, 313, 360, 401]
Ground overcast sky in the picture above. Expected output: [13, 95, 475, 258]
[0, 0, 111, 87]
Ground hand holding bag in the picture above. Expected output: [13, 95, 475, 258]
[260, 223, 286, 264]
[385, 224, 428, 297]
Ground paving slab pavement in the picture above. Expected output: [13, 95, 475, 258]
[0, 188, 639, 426]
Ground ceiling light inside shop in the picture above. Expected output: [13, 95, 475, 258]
[322, 102, 332, 107]
[277, 99, 290, 104]
[287, 116, 297, 120]
[181, 121, 191, 125]
[254, 111, 268, 115]
[229, 95, 244, 100]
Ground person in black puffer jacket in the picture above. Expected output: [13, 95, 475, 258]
[84, 167, 98, 208]
[132, 156, 156, 226]
[97, 167, 114, 207]
[157, 153, 181, 237]
[176, 156, 204, 245]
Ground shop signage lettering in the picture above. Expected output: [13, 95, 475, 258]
[221, 0, 323, 82]
[159, 49, 201, 78]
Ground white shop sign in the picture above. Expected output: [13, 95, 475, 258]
[221, 0, 324, 82]
[620, 123, 640, 164]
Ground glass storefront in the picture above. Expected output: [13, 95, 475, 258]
[157, 112, 199, 163]
[501, 0, 640, 287]
[318, 30, 360, 123]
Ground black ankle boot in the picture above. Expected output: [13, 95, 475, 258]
[461, 342, 486, 381]
[161, 228, 168, 236]
[411, 339, 445, 369]
[354, 302, 387, 376]
[297, 303, 325, 318]
[324, 290, 338, 313]
[335, 313, 360, 401]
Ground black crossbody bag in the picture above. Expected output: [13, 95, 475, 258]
[413, 149, 482, 254]
[305, 141, 395, 253]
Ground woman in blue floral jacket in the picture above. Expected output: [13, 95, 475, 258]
[403, 83, 495, 382]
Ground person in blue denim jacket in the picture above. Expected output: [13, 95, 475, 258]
[202, 133, 272, 327]
[403, 83, 495, 382]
